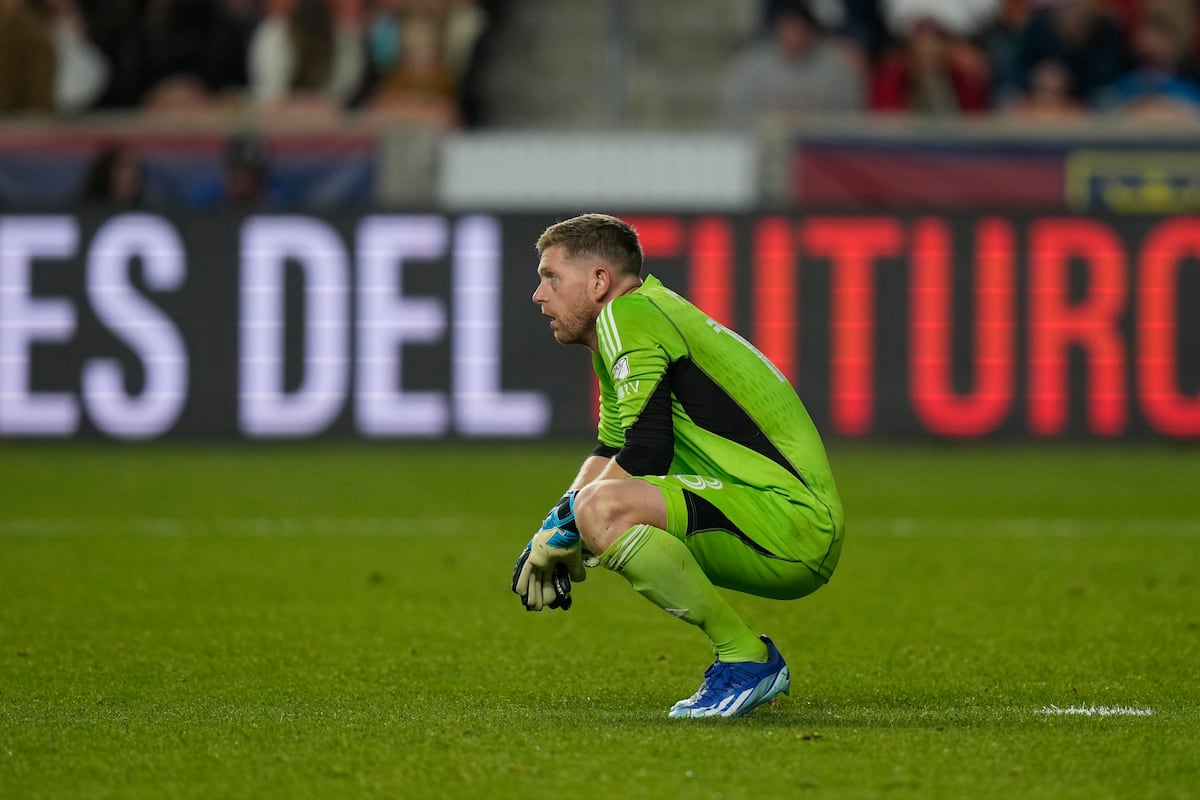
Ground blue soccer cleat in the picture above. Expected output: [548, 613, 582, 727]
[668, 636, 790, 719]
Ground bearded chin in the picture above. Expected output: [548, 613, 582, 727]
[553, 314, 593, 347]
[556, 327, 583, 346]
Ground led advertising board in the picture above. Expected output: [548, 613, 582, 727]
[1, 213, 1197, 440]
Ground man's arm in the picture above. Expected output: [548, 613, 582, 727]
[566, 453, 630, 492]
[566, 381, 671, 492]
[580, 456, 631, 487]
[512, 449, 621, 611]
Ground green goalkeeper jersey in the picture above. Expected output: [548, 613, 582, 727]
[593, 275, 843, 541]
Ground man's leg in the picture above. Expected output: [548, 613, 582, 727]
[574, 479, 768, 663]
[601, 523, 770, 663]
[576, 478, 802, 717]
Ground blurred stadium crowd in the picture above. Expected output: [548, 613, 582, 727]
[738, 0, 1200, 123]
[2, 0, 1198, 123]
[0, 0, 487, 125]
[1, 0, 1198, 210]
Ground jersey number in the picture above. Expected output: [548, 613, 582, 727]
[676, 475, 723, 491]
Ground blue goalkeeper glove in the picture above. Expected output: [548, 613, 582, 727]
[512, 492, 587, 611]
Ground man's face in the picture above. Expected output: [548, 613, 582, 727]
[775, 14, 816, 59]
[532, 245, 597, 347]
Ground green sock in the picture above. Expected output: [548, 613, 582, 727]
[600, 524, 769, 663]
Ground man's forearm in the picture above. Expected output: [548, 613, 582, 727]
[567, 454, 630, 492]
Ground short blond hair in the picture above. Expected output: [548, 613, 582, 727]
[536, 214, 643, 277]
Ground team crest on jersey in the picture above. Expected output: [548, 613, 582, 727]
[611, 356, 630, 381]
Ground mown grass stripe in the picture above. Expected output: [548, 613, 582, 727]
[3, 516, 1199, 538]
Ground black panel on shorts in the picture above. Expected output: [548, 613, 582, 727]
[683, 489, 780, 559]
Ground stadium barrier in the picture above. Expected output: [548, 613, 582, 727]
[6, 116, 1200, 213]
[1, 211, 1197, 441]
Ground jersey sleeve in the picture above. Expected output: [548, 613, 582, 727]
[593, 296, 681, 461]
[593, 350, 623, 449]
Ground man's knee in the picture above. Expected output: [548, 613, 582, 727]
[573, 481, 623, 553]
[574, 480, 665, 554]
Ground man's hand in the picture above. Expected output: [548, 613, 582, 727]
[512, 546, 577, 611]
[511, 493, 587, 611]
[512, 528, 587, 611]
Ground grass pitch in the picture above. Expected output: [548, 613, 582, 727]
[1, 442, 1198, 799]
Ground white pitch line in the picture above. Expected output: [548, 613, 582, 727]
[1035, 705, 1155, 717]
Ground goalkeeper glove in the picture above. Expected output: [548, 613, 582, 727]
[512, 550, 575, 611]
[511, 492, 587, 612]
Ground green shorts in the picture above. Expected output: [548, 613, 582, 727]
[636, 474, 841, 601]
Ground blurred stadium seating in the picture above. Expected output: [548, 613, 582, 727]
[1, 0, 1197, 212]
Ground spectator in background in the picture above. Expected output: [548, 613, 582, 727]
[870, 15, 992, 115]
[456, 0, 504, 127]
[1108, 0, 1199, 58]
[837, 0, 892, 62]
[221, 132, 271, 207]
[442, 0, 487, 79]
[1100, 11, 1200, 120]
[248, 0, 366, 115]
[223, 0, 262, 45]
[762, 0, 891, 61]
[366, 0, 404, 79]
[0, 0, 55, 114]
[176, 131, 298, 209]
[78, 0, 143, 108]
[883, 0, 1001, 43]
[722, 0, 866, 128]
[1003, 57, 1087, 119]
[981, 0, 1034, 109]
[133, 0, 247, 112]
[365, 0, 462, 127]
[366, 0, 484, 80]
[80, 142, 145, 208]
[1004, 0, 1129, 109]
[43, 0, 110, 115]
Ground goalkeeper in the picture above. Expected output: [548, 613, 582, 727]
[512, 213, 845, 719]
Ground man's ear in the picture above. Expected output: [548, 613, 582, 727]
[591, 266, 611, 298]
